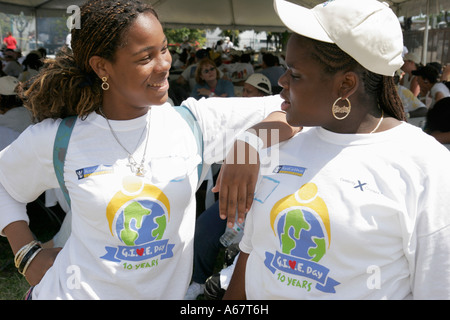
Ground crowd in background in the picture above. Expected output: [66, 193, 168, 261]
[1, 34, 450, 154]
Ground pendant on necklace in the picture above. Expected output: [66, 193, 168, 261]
[135, 166, 145, 177]
[127, 155, 146, 176]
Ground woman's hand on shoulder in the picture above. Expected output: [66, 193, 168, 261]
[212, 140, 260, 227]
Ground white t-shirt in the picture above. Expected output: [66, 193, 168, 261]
[240, 123, 450, 300]
[0, 95, 282, 299]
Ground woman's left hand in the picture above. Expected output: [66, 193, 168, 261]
[212, 140, 260, 227]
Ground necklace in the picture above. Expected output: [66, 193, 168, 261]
[369, 110, 384, 134]
[99, 108, 150, 176]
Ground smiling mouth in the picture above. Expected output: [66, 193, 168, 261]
[149, 79, 168, 88]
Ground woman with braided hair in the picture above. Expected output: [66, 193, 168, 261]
[0, 0, 295, 299]
[225, 0, 450, 300]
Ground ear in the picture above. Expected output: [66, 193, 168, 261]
[89, 55, 111, 79]
[338, 71, 359, 100]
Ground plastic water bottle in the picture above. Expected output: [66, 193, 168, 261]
[219, 211, 245, 247]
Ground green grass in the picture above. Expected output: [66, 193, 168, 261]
[0, 196, 65, 300]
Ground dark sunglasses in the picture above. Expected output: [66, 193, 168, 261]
[202, 67, 216, 74]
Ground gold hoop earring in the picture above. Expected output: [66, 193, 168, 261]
[332, 97, 351, 120]
[101, 77, 110, 91]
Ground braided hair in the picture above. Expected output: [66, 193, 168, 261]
[303, 35, 406, 121]
[18, 0, 158, 121]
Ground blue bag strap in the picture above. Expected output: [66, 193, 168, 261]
[53, 116, 77, 208]
[172, 106, 204, 184]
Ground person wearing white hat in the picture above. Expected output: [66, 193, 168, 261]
[224, 0, 450, 300]
[400, 52, 421, 97]
[243, 73, 272, 97]
[0, 76, 34, 133]
[0, 76, 22, 150]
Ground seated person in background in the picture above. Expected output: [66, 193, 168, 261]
[242, 73, 272, 97]
[176, 48, 210, 92]
[190, 59, 234, 99]
[0, 125, 20, 151]
[424, 97, 450, 146]
[18, 51, 44, 83]
[220, 52, 254, 85]
[400, 52, 421, 97]
[413, 65, 450, 108]
[3, 49, 22, 78]
[394, 71, 427, 118]
[0, 76, 34, 133]
[260, 53, 285, 94]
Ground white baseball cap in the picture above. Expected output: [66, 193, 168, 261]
[0, 76, 19, 96]
[274, 0, 404, 76]
[245, 73, 272, 94]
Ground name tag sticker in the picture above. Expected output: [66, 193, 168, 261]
[254, 176, 280, 204]
[76, 165, 114, 180]
[273, 165, 306, 177]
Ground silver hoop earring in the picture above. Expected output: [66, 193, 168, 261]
[332, 97, 351, 120]
[101, 77, 110, 91]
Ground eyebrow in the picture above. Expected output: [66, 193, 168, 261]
[132, 37, 167, 56]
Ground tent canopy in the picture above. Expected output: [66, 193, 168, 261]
[1, 0, 450, 31]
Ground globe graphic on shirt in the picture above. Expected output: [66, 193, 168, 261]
[270, 183, 330, 262]
[114, 199, 167, 246]
[106, 177, 170, 246]
[276, 208, 326, 262]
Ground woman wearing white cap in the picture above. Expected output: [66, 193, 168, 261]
[242, 73, 272, 97]
[224, 0, 450, 300]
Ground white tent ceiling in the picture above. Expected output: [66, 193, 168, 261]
[0, 0, 450, 31]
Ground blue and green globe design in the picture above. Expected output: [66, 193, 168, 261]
[115, 200, 167, 246]
[265, 183, 339, 293]
[270, 182, 330, 255]
[276, 208, 326, 262]
[101, 179, 174, 263]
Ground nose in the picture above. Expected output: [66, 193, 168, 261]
[278, 70, 289, 88]
[155, 51, 172, 73]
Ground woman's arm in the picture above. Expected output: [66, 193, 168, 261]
[3, 220, 61, 286]
[214, 111, 300, 226]
[1, 182, 62, 286]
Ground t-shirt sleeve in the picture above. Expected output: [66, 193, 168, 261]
[0, 119, 60, 203]
[410, 143, 450, 299]
[181, 95, 282, 165]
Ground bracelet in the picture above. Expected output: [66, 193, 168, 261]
[236, 131, 264, 152]
[14, 240, 39, 268]
[21, 247, 43, 276]
[14, 240, 42, 275]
